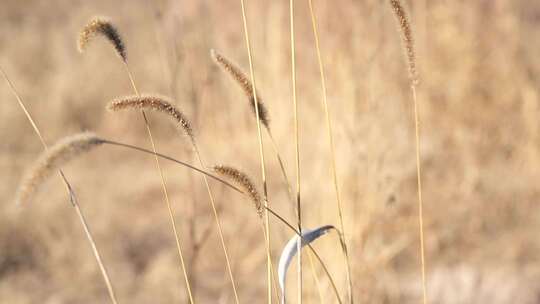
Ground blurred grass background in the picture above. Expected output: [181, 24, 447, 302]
[1, 0, 540, 303]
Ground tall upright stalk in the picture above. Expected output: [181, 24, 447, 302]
[388, 1, 427, 302]
[1, 67, 119, 304]
[411, 84, 427, 304]
[307, 1, 353, 302]
[122, 61, 195, 304]
[190, 142, 241, 303]
[238, 1, 273, 303]
[288, 0, 303, 303]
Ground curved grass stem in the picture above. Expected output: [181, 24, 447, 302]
[101, 138, 343, 304]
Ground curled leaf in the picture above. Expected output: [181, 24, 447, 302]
[278, 225, 335, 303]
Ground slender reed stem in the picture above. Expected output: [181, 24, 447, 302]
[191, 143, 240, 303]
[288, 1, 303, 302]
[238, 1, 273, 303]
[122, 62, 194, 303]
[1, 67, 119, 304]
[412, 84, 427, 304]
[387, 1, 427, 301]
[267, 129, 324, 303]
[258, 221, 282, 302]
[306, 1, 353, 302]
[101, 140, 241, 191]
[266, 131, 294, 204]
[72, 191, 118, 304]
[306, 250, 325, 303]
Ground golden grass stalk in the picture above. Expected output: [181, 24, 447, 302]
[236, 2, 273, 303]
[213, 165, 263, 216]
[307, 1, 354, 302]
[15, 132, 103, 205]
[78, 17, 127, 62]
[389, 1, 427, 303]
[107, 95, 194, 141]
[78, 17, 194, 303]
[190, 151, 241, 304]
[2, 67, 119, 304]
[288, 1, 303, 303]
[108, 95, 241, 303]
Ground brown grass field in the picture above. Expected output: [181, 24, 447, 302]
[1, 0, 540, 303]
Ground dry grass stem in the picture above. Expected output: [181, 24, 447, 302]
[4, 67, 119, 304]
[236, 2, 273, 303]
[288, 0, 303, 302]
[389, 1, 426, 303]
[307, 1, 354, 302]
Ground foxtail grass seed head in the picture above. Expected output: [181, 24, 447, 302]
[15, 132, 104, 205]
[210, 49, 270, 128]
[213, 165, 263, 216]
[390, 0, 418, 84]
[107, 94, 194, 141]
[78, 17, 127, 62]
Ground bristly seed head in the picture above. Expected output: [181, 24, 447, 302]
[210, 49, 270, 128]
[78, 16, 127, 62]
[107, 94, 194, 141]
[213, 165, 263, 217]
[15, 132, 104, 205]
[389, 0, 418, 85]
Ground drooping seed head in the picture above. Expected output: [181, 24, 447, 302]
[389, 0, 418, 84]
[78, 16, 127, 62]
[16, 132, 104, 205]
[213, 165, 263, 216]
[210, 49, 270, 128]
[107, 94, 194, 141]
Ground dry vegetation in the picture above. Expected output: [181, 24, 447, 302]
[1, 0, 540, 303]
